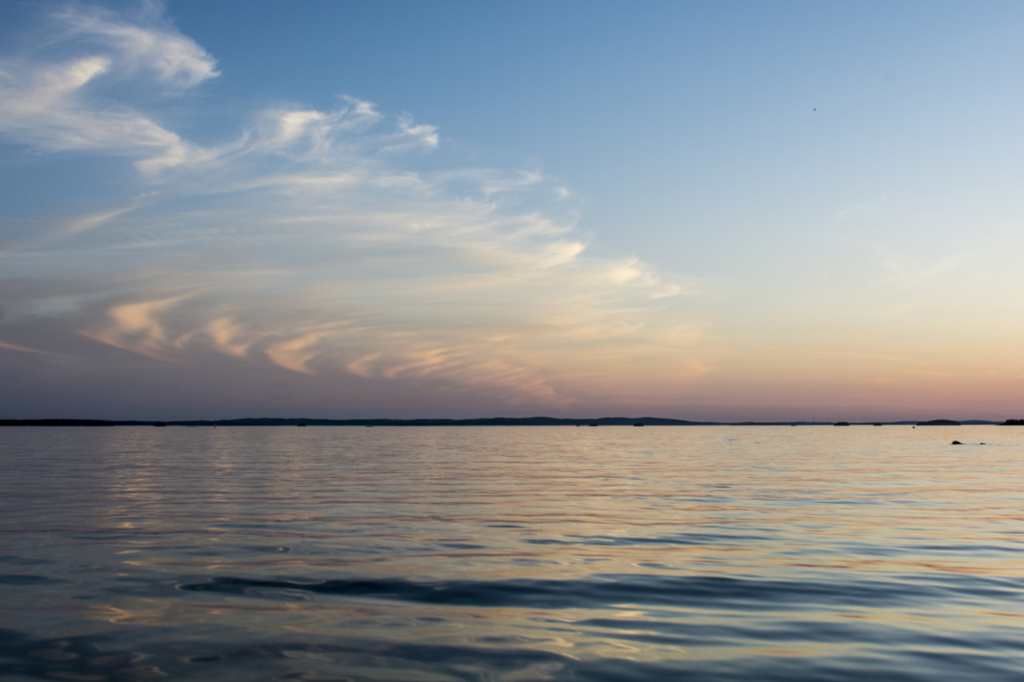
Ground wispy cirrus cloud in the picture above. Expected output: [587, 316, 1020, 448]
[0, 4, 218, 173]
[0, 2, 705, 416]
[55, 2, 218, 87]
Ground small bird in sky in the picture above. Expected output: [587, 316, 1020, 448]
[813, 108, 817, 111]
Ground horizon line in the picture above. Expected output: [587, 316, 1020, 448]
[1, 417, 1014, 427]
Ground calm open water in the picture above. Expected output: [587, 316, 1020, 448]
[1, 425, 1023, 681]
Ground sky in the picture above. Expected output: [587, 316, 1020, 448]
[1, 0, 1023, 422]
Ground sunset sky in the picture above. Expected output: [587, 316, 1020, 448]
[2, 0, 1023, 421]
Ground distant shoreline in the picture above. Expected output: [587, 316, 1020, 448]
[0, 417, 1007, 427]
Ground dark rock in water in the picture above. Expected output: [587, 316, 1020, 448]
[589, 424, 598, 427]
[951, 440, 962, 445]
[297, 423, 307, 427]
[634, 423, 644, 427]
[917, 419, 961, 426]
[834, 421, 850, 426]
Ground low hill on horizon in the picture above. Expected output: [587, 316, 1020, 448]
[1, 417, 1002, 427]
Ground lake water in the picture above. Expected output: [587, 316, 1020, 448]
[1, 425, 1023, 681]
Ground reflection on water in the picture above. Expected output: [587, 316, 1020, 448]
[1, 425, 1023, 680]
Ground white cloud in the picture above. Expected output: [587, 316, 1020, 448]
[0, 2, 703, 412]
[81, 293, 194, 359]
[249, 100, 383, 158]
[265, 330, 334, 375]
[379, 114, 440, 153]
[56, 3, 219, 87]
[0, 3, 215, 172]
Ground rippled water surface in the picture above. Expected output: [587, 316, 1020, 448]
[2, 425, 1023, 680]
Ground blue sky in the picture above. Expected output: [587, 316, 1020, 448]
[1, 1, 1023, 420]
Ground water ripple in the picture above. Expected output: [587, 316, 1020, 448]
[178, 572, 1013, 610]
[3, 425, 1024, 680]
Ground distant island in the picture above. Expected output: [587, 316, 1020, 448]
[0, 417, 1005, 427]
